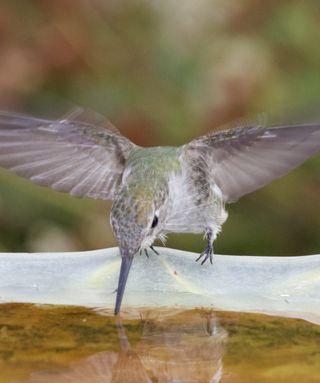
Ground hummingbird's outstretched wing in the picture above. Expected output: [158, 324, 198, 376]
[185, 124, 320, 202]
[0, 110, 136, 200]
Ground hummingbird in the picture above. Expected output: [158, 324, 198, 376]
[0, 109, 320, 314]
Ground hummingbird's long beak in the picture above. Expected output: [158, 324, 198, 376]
[114, 255, 134, 315]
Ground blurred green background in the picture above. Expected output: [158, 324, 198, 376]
[0, 0, 320, 256]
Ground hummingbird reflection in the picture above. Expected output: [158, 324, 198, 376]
[0, 109, 320, 313]
[23, 311, 226, 383]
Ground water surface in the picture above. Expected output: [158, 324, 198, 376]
[0, 304, 319, 382]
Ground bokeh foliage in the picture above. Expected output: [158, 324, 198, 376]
[0, 0, 320, 255]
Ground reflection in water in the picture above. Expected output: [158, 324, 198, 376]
[24, 311, 227, 383]
[111, 319, 152, 383]
[137, 312, 226, 383]
[24, 352, 118, 383]
[1, 305, 319, 382]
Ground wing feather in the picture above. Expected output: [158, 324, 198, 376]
[0, 111, 136, 200]
[186, 124, 320, 202]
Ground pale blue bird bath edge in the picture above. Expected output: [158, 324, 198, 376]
[0, 247, 319, 325]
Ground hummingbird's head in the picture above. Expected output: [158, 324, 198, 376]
[111, 185, 165, 314]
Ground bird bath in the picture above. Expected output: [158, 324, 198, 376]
[0, 248, 320, 382]
[0, 247, 320, 323]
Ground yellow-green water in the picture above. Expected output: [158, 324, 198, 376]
[0, 304, 319, 382]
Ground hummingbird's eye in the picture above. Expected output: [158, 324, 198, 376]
[151, 215, 158, 229]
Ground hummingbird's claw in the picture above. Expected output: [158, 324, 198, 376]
[196, 227, 214, 265]
[140, 247, 159, 258]
[150, 246, 159, 255]
[196, 244, 214, 265]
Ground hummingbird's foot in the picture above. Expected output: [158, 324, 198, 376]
[139, 249, 149, 257]
[196, 227, 215, 265]
[150, 246, 159, 255]
[196, 244, 214, 265]
[139, 247, 159, 258]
